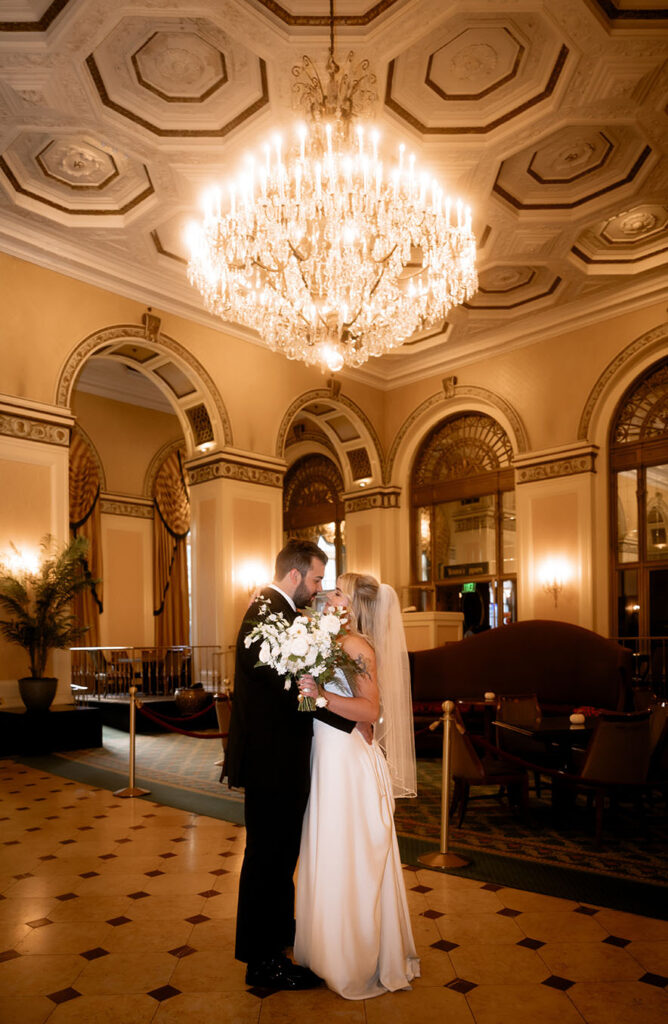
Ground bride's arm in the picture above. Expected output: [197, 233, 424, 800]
[300, 635, 380, 723]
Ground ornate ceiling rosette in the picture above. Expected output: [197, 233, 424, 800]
[0, 132, 153, 222]
[572, 203, 668, 272]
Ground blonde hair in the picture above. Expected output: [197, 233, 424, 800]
[336, 572, 379, 646]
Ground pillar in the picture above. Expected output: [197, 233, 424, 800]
[514, 442, 599, 629]
[0, 397, 73, 705]
[186, 449, 286, 682]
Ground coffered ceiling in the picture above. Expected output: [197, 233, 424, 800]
[0, 0, 666, 388]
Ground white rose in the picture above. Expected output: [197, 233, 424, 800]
[258, 640, 271, 663]
[290, 636, 308, 658]
[320, 613, 341, 635]
[315, 695, 329, 708]
[284, 678, 292, 691]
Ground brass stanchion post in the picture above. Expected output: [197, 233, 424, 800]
[114, 686, 150, 798]
[419, 700, 469, 870]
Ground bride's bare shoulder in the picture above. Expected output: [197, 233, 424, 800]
[342, 633, 375, 672]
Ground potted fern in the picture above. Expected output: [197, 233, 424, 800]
[0, 535, 95, 713]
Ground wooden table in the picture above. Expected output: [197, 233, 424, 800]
[493, 715, 594, 771]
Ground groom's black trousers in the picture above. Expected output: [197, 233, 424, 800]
[235, 782, 310, 964]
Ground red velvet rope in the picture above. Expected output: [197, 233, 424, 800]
[137, 701, 227, 739]
[139, 701, 217, 724]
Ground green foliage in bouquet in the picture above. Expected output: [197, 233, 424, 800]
[0, 535, 96, 679]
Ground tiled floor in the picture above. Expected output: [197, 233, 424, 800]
[1, 760, 667, 1024]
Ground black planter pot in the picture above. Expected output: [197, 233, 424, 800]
[174, 683, 211, 716]
[18, 677, 58, 713]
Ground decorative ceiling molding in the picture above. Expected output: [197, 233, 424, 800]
[0, 0, 665, 389]
[251, 0, 401, 27]
[85, 52, 269, 139]
[591, 0, 668, 22]
[385, 44, 568, 136]
[0, 0, 71, 32]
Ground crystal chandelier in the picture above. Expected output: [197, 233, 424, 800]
[186, 6, 478, 373]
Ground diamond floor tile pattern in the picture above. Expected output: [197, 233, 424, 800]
[0, 759, 667, 1024]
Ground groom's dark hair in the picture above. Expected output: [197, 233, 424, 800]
[275, 538, 327, 580]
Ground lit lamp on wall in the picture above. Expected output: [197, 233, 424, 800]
[237, 561, 269, 597]
[539, 558, 570, 607]
[2, 546, 40, 576]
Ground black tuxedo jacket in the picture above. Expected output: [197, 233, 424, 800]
[223, 587, 355, 791]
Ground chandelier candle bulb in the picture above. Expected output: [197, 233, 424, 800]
[186, 41, 477, 370]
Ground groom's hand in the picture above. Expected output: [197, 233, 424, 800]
[356, 721, 373, 745]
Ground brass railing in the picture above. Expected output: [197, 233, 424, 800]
[70, 644, 235, 700]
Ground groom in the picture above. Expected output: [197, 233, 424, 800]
[224, 538, 355, 990]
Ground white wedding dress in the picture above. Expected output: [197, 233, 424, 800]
[294, 672, 420, 1000]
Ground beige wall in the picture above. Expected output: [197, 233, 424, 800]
[1, 251, 667, 650]
[0, 432, 71, 704]
[72, 391, 183, 496]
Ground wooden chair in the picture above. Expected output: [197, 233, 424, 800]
[450, 706, 528, 826]
[568, 711, 651, 843]
[648, 704, 668, 801]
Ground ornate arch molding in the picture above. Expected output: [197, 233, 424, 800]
[276, 388, 386, 485]
[578, 322, 668, 442]
[387, 384, 529, 484]
[55, 323, 233, 450]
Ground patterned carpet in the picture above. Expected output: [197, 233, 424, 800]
[394, 759, 668, 887]
[21, 727, 668, 907]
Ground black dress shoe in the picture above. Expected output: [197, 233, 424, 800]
[245, 956, 322, 990]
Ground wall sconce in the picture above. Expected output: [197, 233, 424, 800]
[2, 546, 40, 576]
[357, 477, 372, 488]
[196, 441, 215, 453]
[237, 561, 269, 596]
[539, 558, 570, 607]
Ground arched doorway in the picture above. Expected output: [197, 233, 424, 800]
[410, 412, 516, 629]
[610, 357, 668, 691]
[283, 454, 345, 590]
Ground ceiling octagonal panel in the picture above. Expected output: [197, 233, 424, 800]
[464, 264, 561, 310]
[0, 0, 72, 32]
[494, 123, 653, 211]
[385, 11, 568, 135]
[527, 129, 613, 184]
[132, 31, 227, 102]
[86, 16, 268, 138]
[572, 203, 668, 270]
[36, 138, 119, 189]
[0, 131, 153, 221]
[426, 27, 523, 101]
[250, 0, 402, 26]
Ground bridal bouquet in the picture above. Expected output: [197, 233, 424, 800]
[244, 601, 355, 711]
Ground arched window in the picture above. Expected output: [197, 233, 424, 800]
[283, 454, 345, 589]
[411, 413, 516, 629]
[610, 358, 668, 674]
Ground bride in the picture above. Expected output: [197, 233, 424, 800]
[294, 572, 420, 1000]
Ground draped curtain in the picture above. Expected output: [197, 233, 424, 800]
[153, 448, 190, 647]
[69, 429, 103, 647]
